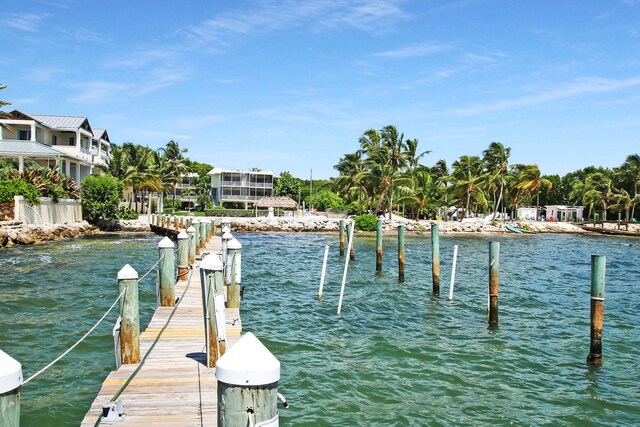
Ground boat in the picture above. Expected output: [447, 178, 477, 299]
[505, 224, 523, 234]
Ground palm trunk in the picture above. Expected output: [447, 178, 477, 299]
[358, 185, 363, 215]
[375, 186, 389, 215]
[602, 202, 607, 221]
[465, 187, 471, 219]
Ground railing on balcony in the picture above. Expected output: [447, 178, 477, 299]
[220, 194, 272, 201]
[221, 181, 273, 188]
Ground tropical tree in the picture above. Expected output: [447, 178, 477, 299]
[482, 142, 511, 218]
[431, 159, 450, 206]
[334, 150, 368, 214]
[121, 143, 161, 212]
[516, 164, 552, 220]
[451, 155, 484, 218]
[0, 84, 10, 118]
[157, 139, 188, 207]
[621, 154, 640, 219]
[583, 171, 617, 221]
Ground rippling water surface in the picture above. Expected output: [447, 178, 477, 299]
[1, 232, 639, 426]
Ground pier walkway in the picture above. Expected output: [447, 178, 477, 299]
[81, 235, 241, 426]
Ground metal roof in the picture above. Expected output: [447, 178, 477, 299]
[93, 128, 106, 139]
[31, 114, 88, 130]
[208, 167, 275, 176]
[0, 140, 64, 156]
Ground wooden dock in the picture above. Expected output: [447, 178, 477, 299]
[81, 234, 241, 426]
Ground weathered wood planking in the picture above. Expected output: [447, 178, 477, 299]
[81, 235, 240, 426]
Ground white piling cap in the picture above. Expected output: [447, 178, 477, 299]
[187, 226, 196, 233]
[0, 350, 22, 393]
[200, 253, 223, 271]
[158, 236, 175, 248]
[227, 237, 242, 250]
[222, 232, 233, 240]
[177, 230, 188, 239]
[215, 332, 280, 386]
[117, 264, 138, 280]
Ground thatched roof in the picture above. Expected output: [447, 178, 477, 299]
[254, 196, 298, 209]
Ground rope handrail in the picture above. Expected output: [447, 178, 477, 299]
[22, 288, 127, 386]
[94, 265, 195, 426]
[139, 254, 164, 281]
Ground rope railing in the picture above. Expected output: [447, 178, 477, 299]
[139, 254, 164, 281]
[22, 288, 127, 386]
[93, 265, 195, 426]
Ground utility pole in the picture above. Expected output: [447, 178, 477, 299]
[310, 168, 313, 212]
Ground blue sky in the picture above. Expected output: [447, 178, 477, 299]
[2, 0, 639, 179]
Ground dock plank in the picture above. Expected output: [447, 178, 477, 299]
[81, 235, 238, 426]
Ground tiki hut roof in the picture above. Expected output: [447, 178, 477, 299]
[254, 196, 298, 209]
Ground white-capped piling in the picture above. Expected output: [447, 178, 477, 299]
[158, 237, 176, 307]
[337, 221, 355, 315]
[0, 350, 22, 427]
[193, 220, 201, 256]
[118, 264, 140, 364]
[588, 254, 606, 365]
[226, 238, 242, 309]
[187, 226, 196, 266]
[318, 245, 329, 301]
[200, 254, 227, 367]
[216, 332, 281, 427]
[221, 219, 231, 235]
[177, 230, 189, 280]
[346, 222, 355, 261]
[222, 231, 233, 261]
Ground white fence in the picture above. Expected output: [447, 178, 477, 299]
[14, 196, 82, 225]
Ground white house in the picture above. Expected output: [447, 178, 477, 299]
[516, 207, 538, 220]
[208, 168, 274, 209]
[0, 110, 111, 184]
[545, 205, 585, 222]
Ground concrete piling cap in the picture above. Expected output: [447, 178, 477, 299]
[227, 237, 242, 250]
[0, 349, 22, 393]
[187, 226, 196, 233]
[200, 253, 224, 271]
[158, 236, 175, 248]
[177, 230, 188, 239]
[215, 332, 280, 386]
[222, 232, 233, 240]
[118, 264, 139, 280]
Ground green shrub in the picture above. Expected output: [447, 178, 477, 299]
[81, 175, 123, 224]
[312, 190, 345, 211]
[115, 206, 138, 220]
[354, 213, 378, 231]
[0, 179, 41, 205]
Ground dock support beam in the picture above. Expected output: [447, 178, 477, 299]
[118, 264, 140, 364]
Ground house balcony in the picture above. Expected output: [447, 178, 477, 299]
[221, 181, 272, 188]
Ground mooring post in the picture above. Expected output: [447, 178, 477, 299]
[226, 238, 242, 309]
[587, 254, 606, 366]
[216, 332, 280, 427]
[346, 222, 355, 261]
[339, 219, 345, 257]
[488, 242, 500, 327]
[618, 213, 621, 230]
[199, 221, 206, 250]
[376, 218, 383, 273]
[337, 221, 355, 315]
[158, 237, 176, 307]
[222, 231, 233, 263]
[174, 216, 178, 232]
[177, 230, 189, 281]
[118, 264, 140, 364]
[0, 350, 22, 427]
[187, 225, 196, 266]
[221, 219, 231, 235]
[202, 254, 227, 367]
[209, 218, 216, 237]
[431, 222, 440, 296]
[398, 225, 405, 282]
[318, 245, 329, 301]
[448, 245, 459, 300]
[193, 220, 201, 256]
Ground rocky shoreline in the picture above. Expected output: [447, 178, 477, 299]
[0, 220, 99, 248]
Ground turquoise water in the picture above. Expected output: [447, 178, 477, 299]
[1, 232, 639, 425]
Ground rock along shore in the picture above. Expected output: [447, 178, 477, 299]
[0, 220, 99, 248]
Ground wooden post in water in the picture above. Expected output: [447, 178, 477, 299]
[0, 350, 22, 427]
[587, 254, 606, 366]
[226, 238, 242, 309]
[193, 221, 201, 256]
[118, 264, 140, 364]
[398, 225, 405, 283]
[488, 242, 500, 327]
[158, 237, 176, 307]
[187, 225, 196, 266]
[174, 216, 178, 232]
[318, 245, 329, 300]
[200, 255, 227, 367]
[617, 213, 621, 230]
[376, 218, 383, 273]
[177, 230, 189, 281]
[431, 223, 440, 295]
[339, 219, 345, 257]
[448, 245, 459, 300]
[346, 222, 355, 261]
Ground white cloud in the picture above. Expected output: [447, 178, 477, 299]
[374, 43, 450, 59]
[0, 13, 46, 32]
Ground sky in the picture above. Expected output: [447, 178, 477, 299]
[1, 0, 639, 179]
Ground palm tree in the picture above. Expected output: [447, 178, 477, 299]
[621, 154, 640, 219]
[0, 84, 10, 118]
[157, 139, 188, 209]
[516, 164, 552, 220]
[583, 171, 617, 221]
[122, 143, 160, 212]
[431, 159, 450, 206]
[334, 150, 368, 214]
[482, 142, 511, 219]
[451, 155, 484, 218]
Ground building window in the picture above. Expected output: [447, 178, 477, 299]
[18, 130, 31, 140]
[52, 135, 57, 145]
[68, 136, 75, 146]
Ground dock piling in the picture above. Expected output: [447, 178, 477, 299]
[226, 238, 242, 309]
[337, 221, 355, 315]
[376, 219, 383, 273]
[117, 264, 140, 364]
[449, 244, 458, 300]
[158, 237, 176, 307]
[339, 220, 345, 257]
[177, 230, 189, 281]
[318, 245, 329, 301]
[588, 254, 606, 366]
[346, 222, 355, 261]
[398, 225, 405, 283]
[200, 255, 227, 367]
[0, 350, 22, 427]
[488, 242, 500, 327]
[187, 226, 196, 266]
[431, 223, 440, 296]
